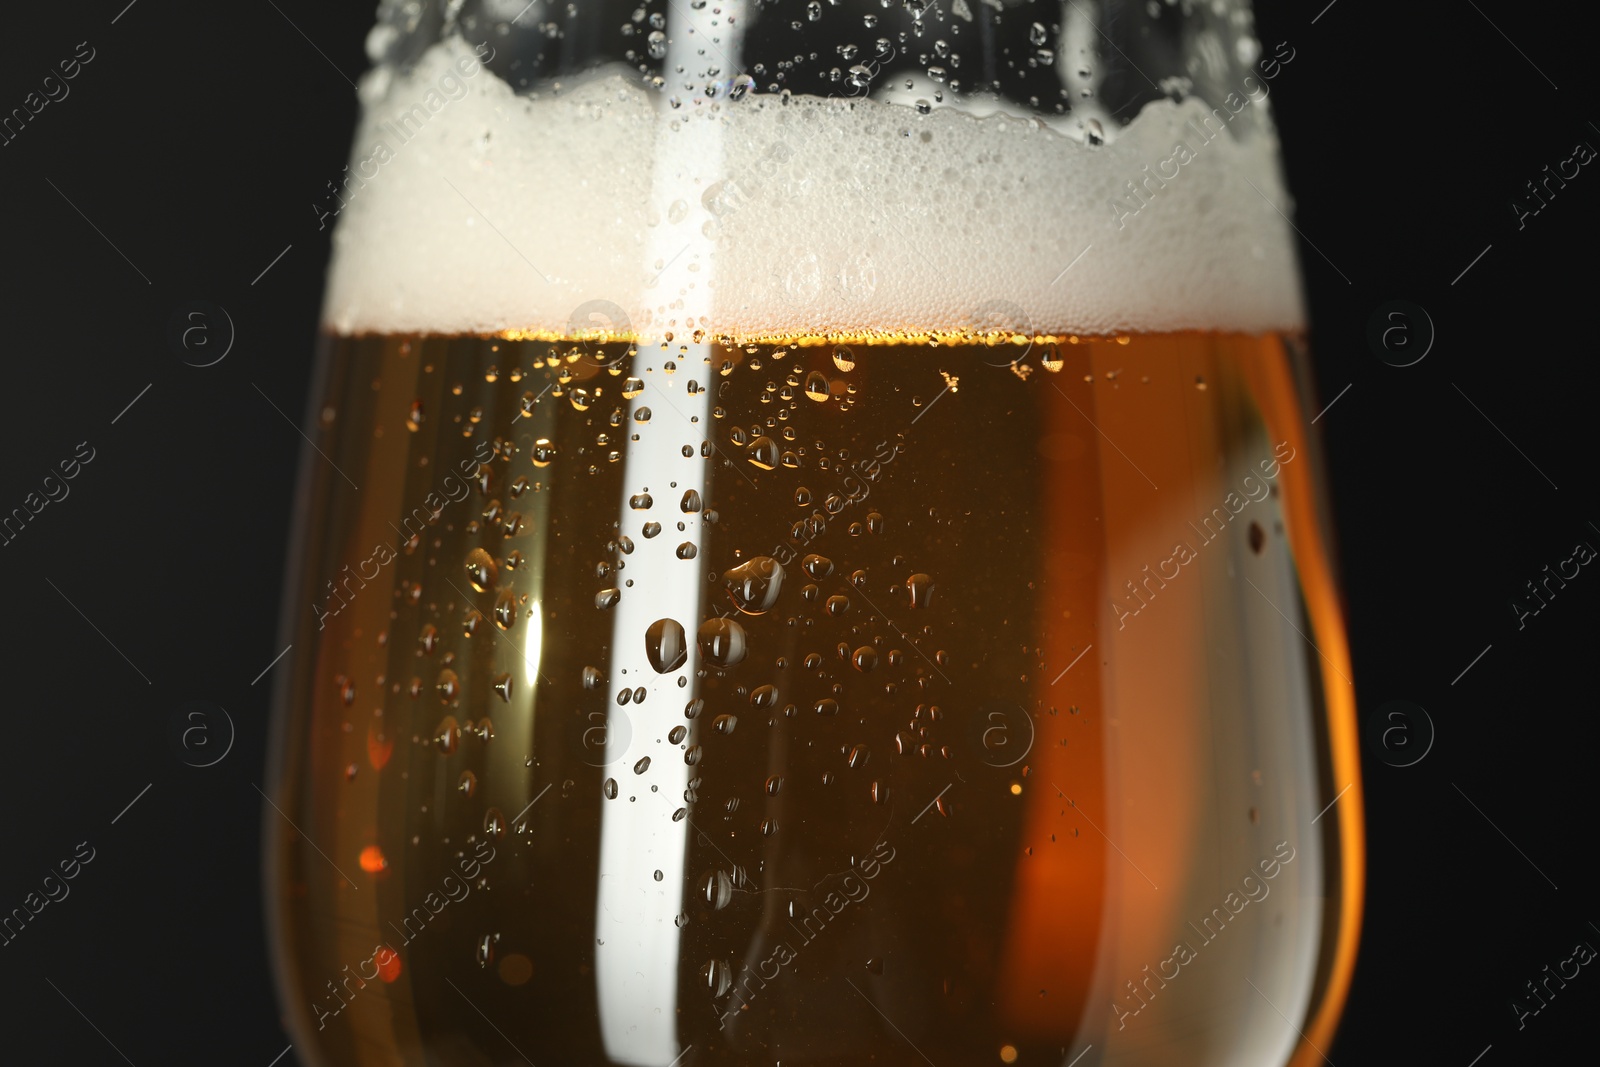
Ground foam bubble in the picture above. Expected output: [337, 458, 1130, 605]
[322, 38, 1303, 340]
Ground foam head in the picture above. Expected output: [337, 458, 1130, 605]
[322, 38, 1303, 341]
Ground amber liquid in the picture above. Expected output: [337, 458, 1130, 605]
[266, 332, 1360, 1067]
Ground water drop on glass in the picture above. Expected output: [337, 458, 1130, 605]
[645, 618, 689, 673]
[747, 436, 780, 470]
[697, 617, 748, 667]
[802, 553, 834, 579]
[723, 556, 785, 615]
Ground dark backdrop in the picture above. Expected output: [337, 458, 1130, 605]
[0, 2, 1593, 1065]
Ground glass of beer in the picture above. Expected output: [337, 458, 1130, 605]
[265, 2, 1362, 1064]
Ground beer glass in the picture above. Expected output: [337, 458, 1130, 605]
[265, 1, 1363, 1064]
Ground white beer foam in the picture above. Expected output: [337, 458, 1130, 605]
[323, 38, 1304, 339]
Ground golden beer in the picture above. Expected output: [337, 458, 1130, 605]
[267, 5, 1361, 1065]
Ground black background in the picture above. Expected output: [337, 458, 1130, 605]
[0, 1, 1594, 1065]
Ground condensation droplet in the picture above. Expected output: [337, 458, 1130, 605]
[494, 590, 517, 630]
[697, 617, 748, 668]
[701, 869, 734, 909]
[802, 554, 835, 579]
[434, 716, 460, 754]
[723, 556, 785, 615]
[747, 436, 780, 470]
[645, 618, 689, 673]
[467, 550, 496, 591]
